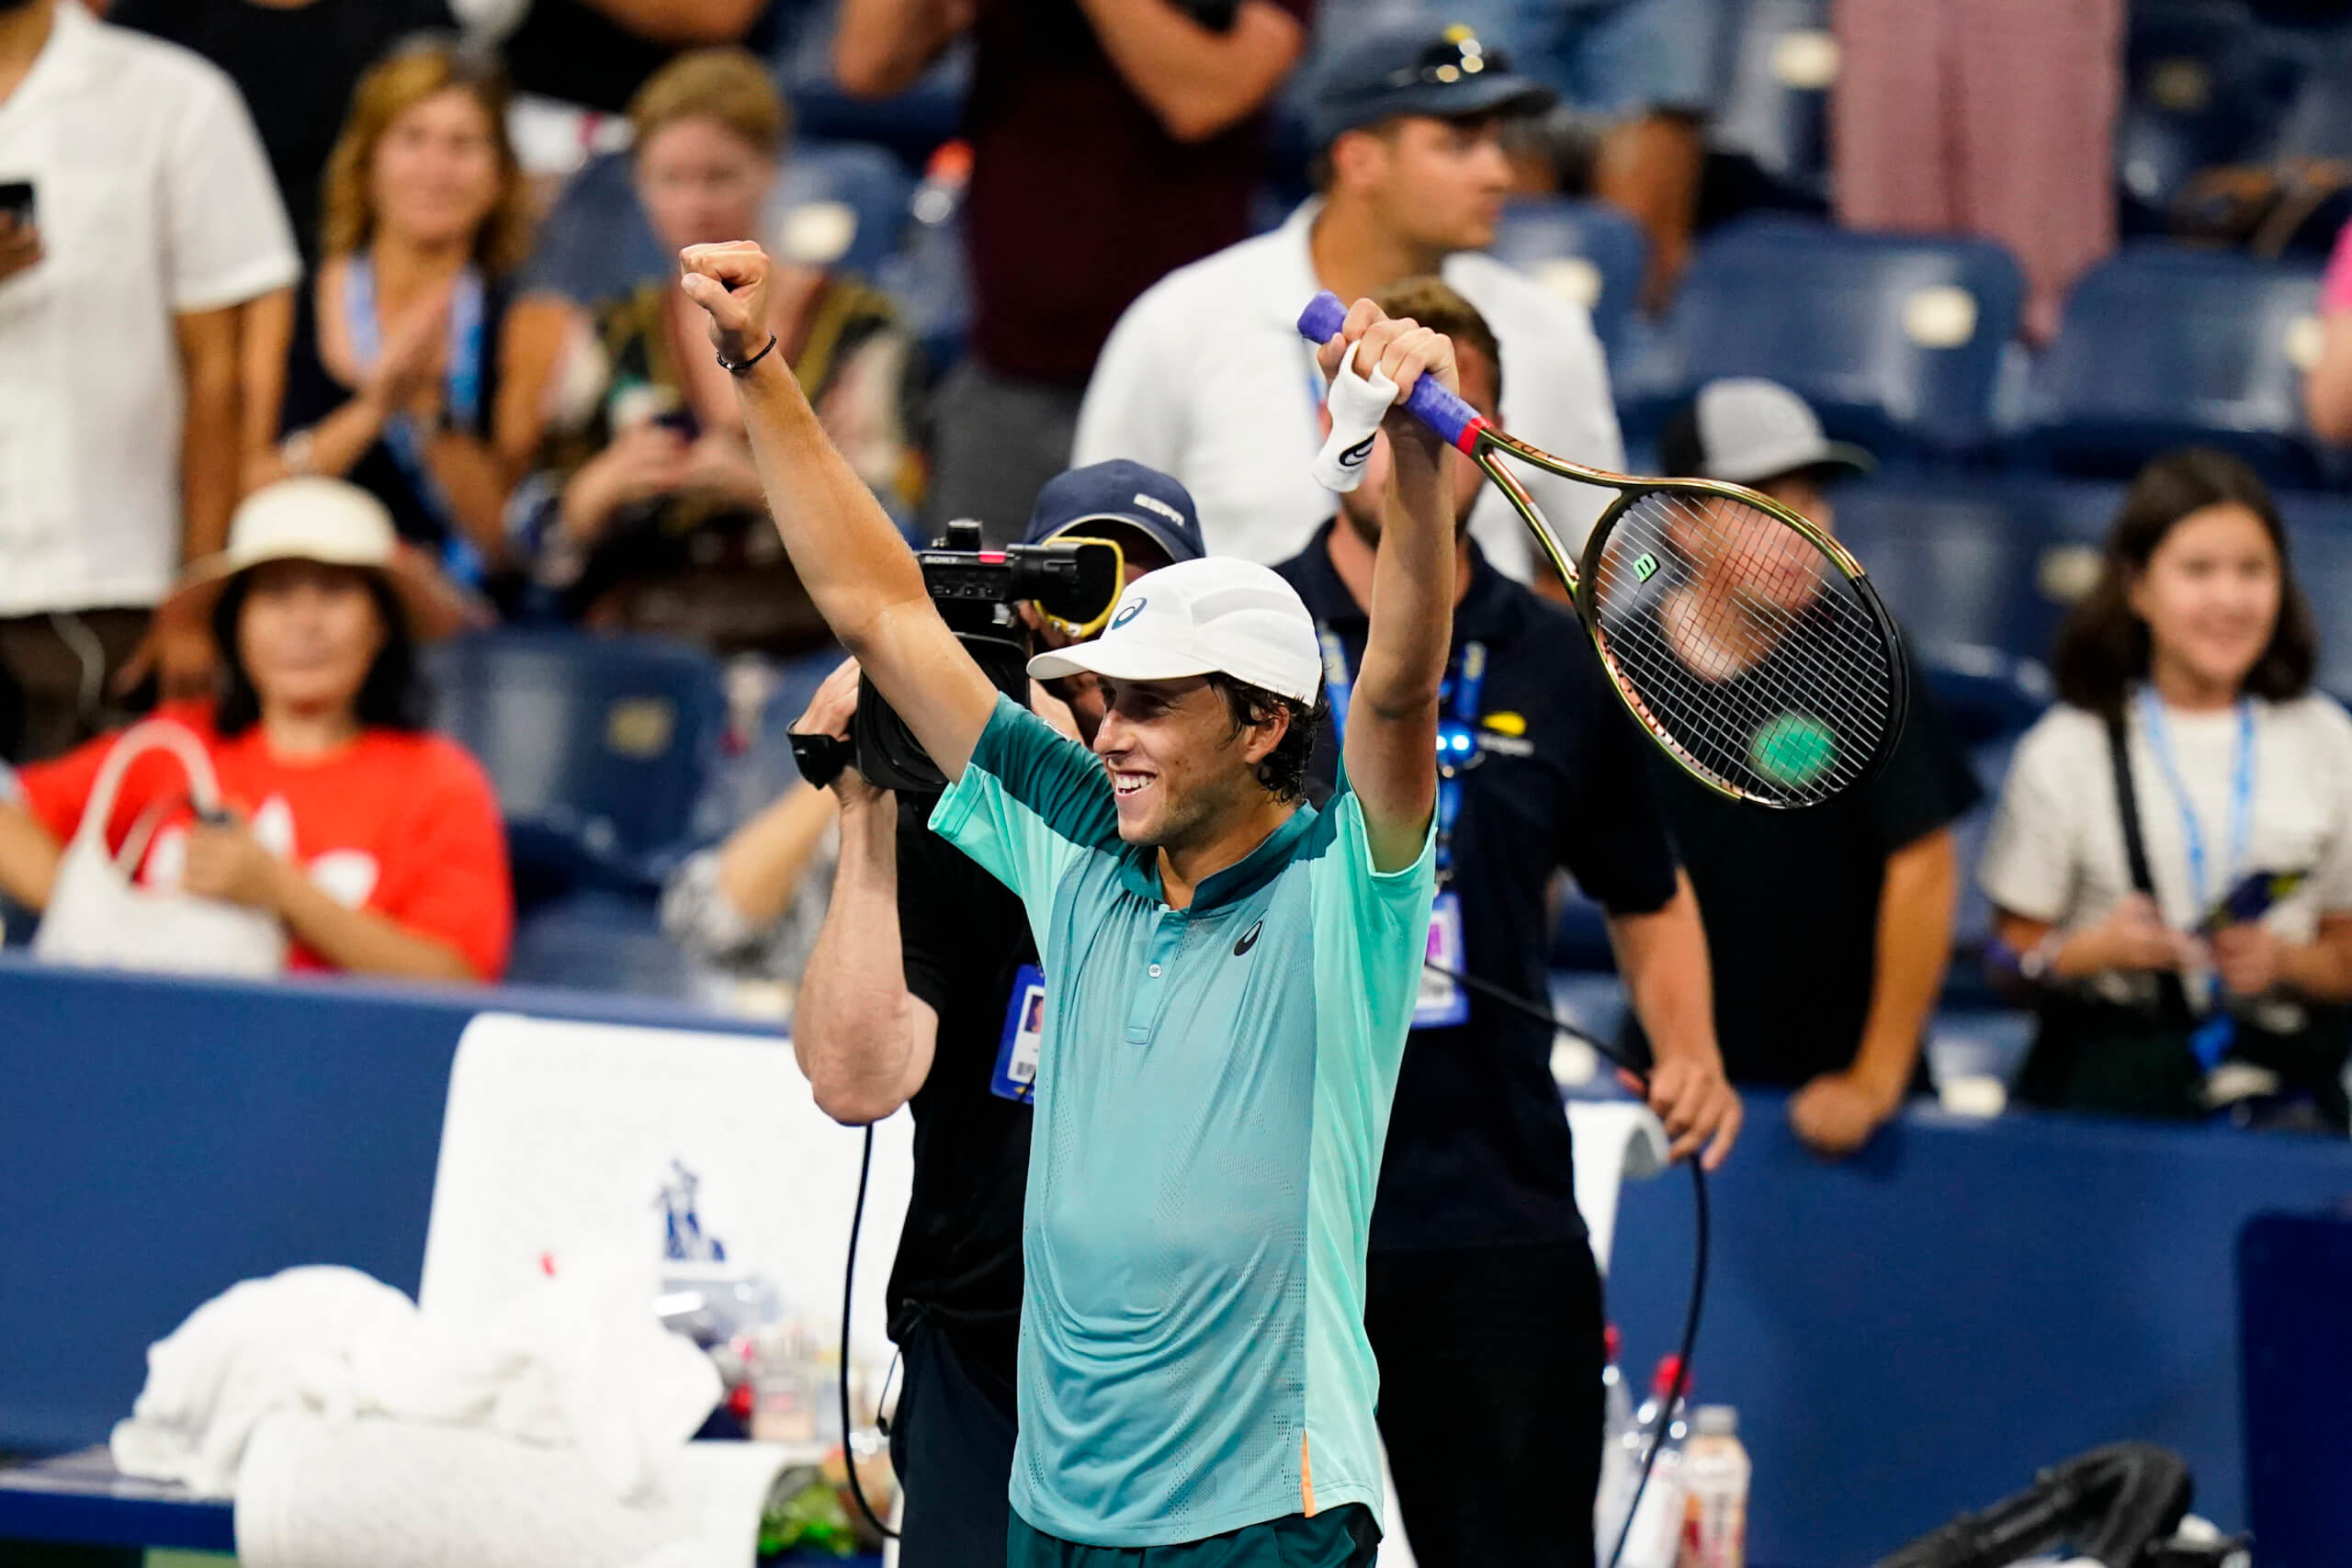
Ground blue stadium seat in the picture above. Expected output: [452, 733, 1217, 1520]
[778, 139, 915, 280]
[1487, 199, 1648, 363]
[2018, 246, 2328, 487]
[1942, 734, 2021, 1010]
[1709, 0, 1834, 207]
[2118, 1, 2309, 231]
[2278, 491, 2352, 702]
[1830, 484, 2051, 742]
[1661, 220, 2027, 459]
[505, 888, 700, 1000]
[425, 631, 725, 896]
[1990, 475, 2130, 661]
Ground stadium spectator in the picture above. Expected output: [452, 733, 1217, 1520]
[0, 479, 512, 983]
[2302, 216, 2352, 445]
[1274, 277, 1734, 1568]
[464, 0, 775, 182]
[242, 42, 573, 605]
[1327, 0, 1719, 308]
[1076, 19, 1616, 581]
[1831, 0, 2121, 344]
[835, 0, 1309, 543]
[662, 773, 838, 987]
[0, 0, 300, 763]
[104, 0, 456, 261]
[1630, 380, 1980, 1156]
[1982, 450, 2352, 1125]
[514, 49, 918, 655]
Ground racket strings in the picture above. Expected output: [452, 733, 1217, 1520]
[1587, 490, 1901, 807]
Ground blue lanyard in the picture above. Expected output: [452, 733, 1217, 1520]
[2136, 687, 2256, 919]
[1320, 626, 1485, 879]
[344, 256, 489, 587]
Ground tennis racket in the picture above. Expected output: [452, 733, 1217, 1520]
[1298, 291, 1908, 809]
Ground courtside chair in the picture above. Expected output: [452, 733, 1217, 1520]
[425, 630, 726, 898]
[1660, 220, 2027, 462]
[2015, 246, 2330, 488]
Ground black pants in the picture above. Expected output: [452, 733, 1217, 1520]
[891, 1317, 1019, 1568]
[1366, 1239, 1606, 1568]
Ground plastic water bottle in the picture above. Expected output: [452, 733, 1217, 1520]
[1594, 1325, 1637, 1549]
[1615, 1356, 1690, 1568]
[1682, 1405, 1749, 1568]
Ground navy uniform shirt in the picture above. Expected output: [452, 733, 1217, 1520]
[1276, 524, 1682, 1253]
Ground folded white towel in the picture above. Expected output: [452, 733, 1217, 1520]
[1310, 344, 1401, 494]
[111, 1258, 719, 1501]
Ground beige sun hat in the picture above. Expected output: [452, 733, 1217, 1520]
[159, 477, 488, 640]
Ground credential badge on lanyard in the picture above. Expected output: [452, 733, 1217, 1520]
[991, 963, 1046, 1102]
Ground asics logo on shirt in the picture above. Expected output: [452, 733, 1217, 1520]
[1233, 919, 1264, 956]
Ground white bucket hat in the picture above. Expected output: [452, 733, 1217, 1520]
[158, 478, 486, 640]
[1026, 557, 1322, 705]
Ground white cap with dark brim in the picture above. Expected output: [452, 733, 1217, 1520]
[1026, 557, 1322, 705]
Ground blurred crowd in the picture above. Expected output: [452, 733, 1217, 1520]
[2, 0, 2350, 1141]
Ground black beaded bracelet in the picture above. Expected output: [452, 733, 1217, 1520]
[716, 333, 779, 375]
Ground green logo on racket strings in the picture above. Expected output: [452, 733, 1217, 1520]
[1633, 552, 1660, 582]
[1749, 712, 1839, 787]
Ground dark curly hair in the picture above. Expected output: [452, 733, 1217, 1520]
[2051, 447, 2317, 716]
[1204, 672, 1328, 804]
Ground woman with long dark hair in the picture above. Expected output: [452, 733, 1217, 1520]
[1980, 448, 2352, 1122]
[0, 479, 510, 981]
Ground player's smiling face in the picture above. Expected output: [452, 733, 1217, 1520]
[1091, 676, 1280, 850]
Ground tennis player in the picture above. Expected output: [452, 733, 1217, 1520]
[682, 244, 1459, 1565]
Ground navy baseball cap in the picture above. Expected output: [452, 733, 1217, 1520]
[1308, 21, 1555, 149]
[1023, 459, 1207, 567]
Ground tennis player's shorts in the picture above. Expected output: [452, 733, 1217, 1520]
[1007, 1504, 1378, 1568]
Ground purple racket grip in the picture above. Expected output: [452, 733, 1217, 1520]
[1295, 290, 1482, 451]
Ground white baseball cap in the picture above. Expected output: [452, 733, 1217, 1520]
[1026, 557, 1322, 705]
[1664, 378, 1875, 486]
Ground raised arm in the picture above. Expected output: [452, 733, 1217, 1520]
[680, 243, 997, 781]
[1314, 301, 1459, 871]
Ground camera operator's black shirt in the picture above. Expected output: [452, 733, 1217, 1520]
[1275, 526, 1680, 1252]
[886, 791, 1033, 1409]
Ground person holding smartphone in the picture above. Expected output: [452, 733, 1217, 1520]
[0, 0, 300, 763]
[1982, 449, 2352, 1124]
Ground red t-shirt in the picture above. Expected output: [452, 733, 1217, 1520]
[18, 701, 513, 979]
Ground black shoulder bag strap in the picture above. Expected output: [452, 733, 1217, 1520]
[2104, 705, 2196, 1026]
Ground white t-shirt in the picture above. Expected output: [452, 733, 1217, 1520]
[1980, 693, 2352, 1011]
[0, 2, 299, 617]
[1072, 199, 1624, 581]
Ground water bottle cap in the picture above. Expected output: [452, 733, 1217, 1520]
[1604, 1324, 1621, 1360]
[1695, 1404, 1737, 1436]
[1649, 1353, 1686, 1397]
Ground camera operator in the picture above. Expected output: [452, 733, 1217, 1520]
[789, 460, 1204, 1568]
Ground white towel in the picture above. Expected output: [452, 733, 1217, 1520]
[1311, 344, 1401, 494]
[110, 1258, 719, 1501]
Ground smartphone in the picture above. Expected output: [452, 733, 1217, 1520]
[0, 181, 34, 230]
[2199, 868, 2311, 933]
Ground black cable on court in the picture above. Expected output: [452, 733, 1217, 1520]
[1423, 959, 1710, 1568]
[841, 1123, 899, 1540]
[833, 967, 1708, 1564]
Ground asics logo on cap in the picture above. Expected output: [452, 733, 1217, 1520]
[1338, 435, 1375, 468]
[1111, 597, 1147, 628]
[1132, 492, 1185, 526]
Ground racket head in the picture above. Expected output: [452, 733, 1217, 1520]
[1575, 479, 1909, 808]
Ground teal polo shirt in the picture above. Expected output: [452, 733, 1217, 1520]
[929, 694, 1435, 1547]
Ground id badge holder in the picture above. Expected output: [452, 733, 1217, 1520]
[992, 963, 1046, 1102]
[1414, 891, 1471, 1029]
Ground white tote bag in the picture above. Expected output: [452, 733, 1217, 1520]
[32, 719, 288, 978]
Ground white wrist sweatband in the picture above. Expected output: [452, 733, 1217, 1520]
[1311, 344, 1399, 493]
